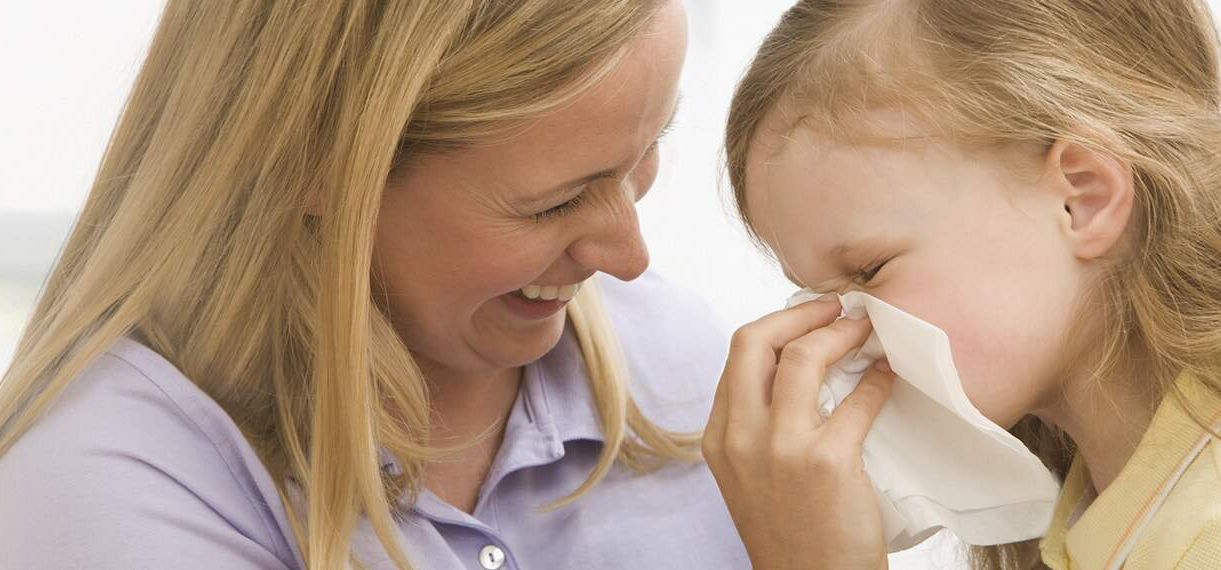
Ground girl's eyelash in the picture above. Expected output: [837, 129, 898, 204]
[858, 259, 890, 283]
[532, 191, 588, 221]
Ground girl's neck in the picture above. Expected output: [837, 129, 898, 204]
[1036, 367, 1159, 494]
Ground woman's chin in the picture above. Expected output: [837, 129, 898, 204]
[471, 312, 569, 370]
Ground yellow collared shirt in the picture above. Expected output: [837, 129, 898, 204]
[1041, 375, 1221, 569]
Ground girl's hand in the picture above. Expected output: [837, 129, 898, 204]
[703, 296, 895, 570]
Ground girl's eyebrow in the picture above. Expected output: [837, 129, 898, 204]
[829, 242, 865, 259]
[789, 237, 893, 292]
[829, 236, 892, 262]
[777, 243, 861, 291]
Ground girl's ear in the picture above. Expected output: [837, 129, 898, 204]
[1044, 140, 1135, 260]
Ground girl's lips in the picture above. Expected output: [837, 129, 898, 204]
[501, 289, 567, 320]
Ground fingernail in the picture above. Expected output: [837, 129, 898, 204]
[874, 359, 892, 373]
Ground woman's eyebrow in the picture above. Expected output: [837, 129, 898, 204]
[517, 95, 683, 207]
[530, 170, 617, 203]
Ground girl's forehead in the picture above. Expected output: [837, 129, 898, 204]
[746, 124, 908, 222]
[744, 104, 931, 188]
[743, 116, 1000, 263]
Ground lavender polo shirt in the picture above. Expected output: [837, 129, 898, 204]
[0, 271, 749, 569]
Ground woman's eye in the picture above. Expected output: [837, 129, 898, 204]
[532, 192, 587, 221]
[647, 123, 674, 156]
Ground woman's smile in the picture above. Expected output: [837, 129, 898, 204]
[500, 278, 589, 320]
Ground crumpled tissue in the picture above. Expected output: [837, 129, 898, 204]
[785, 289, 1060, 552]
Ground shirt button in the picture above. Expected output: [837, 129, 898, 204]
[479, 544, 506, 570]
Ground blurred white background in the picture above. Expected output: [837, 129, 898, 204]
[4, 2, 1221, 567]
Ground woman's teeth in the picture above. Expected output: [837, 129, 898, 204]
[519, 280, 584, 302]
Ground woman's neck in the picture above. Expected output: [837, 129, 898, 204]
[1036, 368, 1158, 494]
[417, 359, 524, 513]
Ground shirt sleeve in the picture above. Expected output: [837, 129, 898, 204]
[0, 351, 296, 570]
[1175, 520, 1221, 569]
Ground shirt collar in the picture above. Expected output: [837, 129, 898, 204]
[517, 322, 606, 444]
[1041, 371, 1221, 569]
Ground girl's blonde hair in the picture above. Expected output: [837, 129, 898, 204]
[725, 1, 1221, 568]
[0, 1, 698, 568]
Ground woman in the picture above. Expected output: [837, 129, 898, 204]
[0, 1, 747, 568]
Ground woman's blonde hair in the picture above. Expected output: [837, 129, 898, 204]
[725, 1, 1221, 568]
[0, 1, 698, 568]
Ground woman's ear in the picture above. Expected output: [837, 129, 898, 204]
[1043, 140, 1135, 260]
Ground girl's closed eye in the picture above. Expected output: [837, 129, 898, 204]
[856, 258, 891, 285]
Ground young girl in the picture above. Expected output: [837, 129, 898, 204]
[703, 1, 1221, 569]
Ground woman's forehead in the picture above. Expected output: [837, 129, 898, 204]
[394, 5, 685, 203]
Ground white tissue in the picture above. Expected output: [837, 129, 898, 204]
[785, 289, 1060, 552]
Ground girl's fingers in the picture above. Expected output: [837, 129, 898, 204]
[720, 298, 843, 417]
[769, 317, 874, 434]
[824, 363, 895, 446]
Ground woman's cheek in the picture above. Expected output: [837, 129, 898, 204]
[466, 237, 539, 291]
[478, 228, 573, 290]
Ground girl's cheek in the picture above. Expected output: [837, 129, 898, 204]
[947, 328, 1037, 427]
[884, 293, 1012, 419]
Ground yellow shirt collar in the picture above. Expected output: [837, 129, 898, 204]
[1040, 373, 1221, 569]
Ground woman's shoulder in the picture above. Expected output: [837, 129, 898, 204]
[0, 337, 300, 569]
[596, 270, 730, 431]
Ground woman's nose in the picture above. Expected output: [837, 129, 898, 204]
[567, 196, 650, 282]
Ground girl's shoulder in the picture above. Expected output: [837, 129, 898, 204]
[596, 270, 729, 432]
[0, 337, 301, 569]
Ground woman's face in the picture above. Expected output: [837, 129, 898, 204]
[374, 1, 687, 379]
[743, 110, 1089, 429]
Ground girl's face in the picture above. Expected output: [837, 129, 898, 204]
[373, 2, 687, 380]
[744, 110, 1098, 428]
